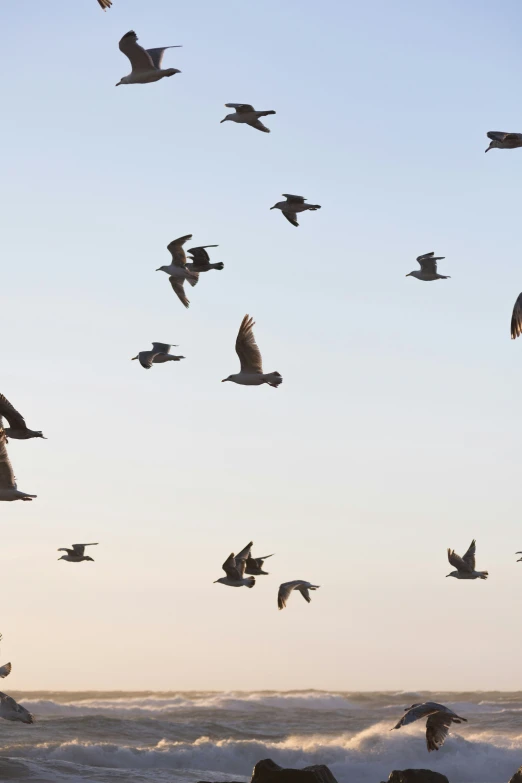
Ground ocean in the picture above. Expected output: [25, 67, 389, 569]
[0, 691, 521, 783]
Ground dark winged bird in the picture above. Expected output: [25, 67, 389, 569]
[511, 293, 522, 340]
[132, 343, 184, 369]
[221, 103, 276, 133]
[446, 539, 488, 580]
[392, 702, 467, 752]
[0, 393, 46, 440]
[277, 581, 320, 610]
[117, 31, 181, 86]
[270, 194, 321, 227]
[406, 252, 450, 281]
[156, 235, 198, 308]
[98, 0, 112, 8]
[186, 245, 224, 275]
[222, 315, 282, 387]
[214, 543, 256, 588]
[58, 543, 98, 563]
[485, 131, 522, 153]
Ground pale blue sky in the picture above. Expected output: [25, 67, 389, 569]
[2, 0, 522, 690]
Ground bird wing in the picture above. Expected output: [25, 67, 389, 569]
[187, 245, 218, 266]
[0, 692, 34, 722]
[282, 211, 299, 227]
[138, 351, 154, 369]
[447, 548, 472, 572]
[425, 712, 454, 752]
[185, 271, 199, 288]
[98, 0, 112, 8]
[235, 315, 263, 374]
[0, 393, 28, 432]
[282, 194, 306, 203]
[146, 46, 181, 69]
[222, 553, 241, 580]
[393, 702, 439, 729]
[169, 278, 190, 308]
[57, 548, 74, 555]
[297, 585, 312, 603]
[461, 539, 476, 571]
[151, 343, 171, 355]
[119, 31, 155, 73]
[225, 103, 255, 112]
[251, 119, 270, 133]
[167, 235, 192, 266]
[416, 252, 443, 274]
[278, 581, 299, 610]
[487, 131, 508, 142]
[511, 293, 522, 340]
[72, 543, 98, 556]
[0, 663, 11, 679]
[0, 432, 16, 490]
[235, 542, 253, 563]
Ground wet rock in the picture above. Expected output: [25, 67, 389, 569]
[383, 771, 450, 783]
[508, 766, 522, 783]
[251, 758, 339, 783]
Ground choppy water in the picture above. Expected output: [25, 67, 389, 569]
[1, 691, 522, 782]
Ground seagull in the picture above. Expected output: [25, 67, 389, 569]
[186, 245, 224, 275]
[270, 194, 321, 227]
[277, 581, 320, 610]
[222, 315, 282, 388]
[406, 252, 450, 281]
[214, 546, 256, 588]
[58, 543, 98, 563]
[0, 431, 36, 502]
[245, 549, 275, 576]
[220, 104, 276, 133]
[485, 131, 522, 153]
[447, 539, 488, 580]
[98, 0, 112, 8]
[0, 692, 34, 725]
[515, 552, 522, 562]
[132, 343, 184, 369]
[156, 235, 198, 308]
[117, 31, 181, 86]
[0, 635, 11, 680]
[392, 702, 467, 752]
[511, 293, 522, 339]
[0, 393, 46, 441]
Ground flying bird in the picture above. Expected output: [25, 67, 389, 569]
[392, 702, 467, 752]
[58, 543, 98, 563]
[0, 635, 11, 680]
[0, 393, 46, 440]
[277, 581, 320, 610]
[186, 245, 224, 275]
[222, 315, 282, 387]
[245, 549, 275, 576]
[0, 692, 34, 724]
[156, 235, 198, 308]
[132, 343, 184, 369]
[117, 31, 181, 86]
[220, 104, 276, 133]
[214, 545, 256, 588]
[515, 552, 522, 562]
[98, 0, 112, 8]
[270, 194, 321, 227]
[485, 131, 522, 153]
[406, 252, 450, 281]
[447, 539, 488, 580]
[511, 293, 522, 340]
[0, 431, 36, 502]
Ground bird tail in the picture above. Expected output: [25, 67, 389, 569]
[258, 110, 276, 116]
[308, 205, 321, 211]
[245, 576, 256, 588]
[479, 571, 488, 579]
[265, 372, 282, 388]
[211, 262, 225, 270]
[439, 275, 451, 279]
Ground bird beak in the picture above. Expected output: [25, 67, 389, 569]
[270, 206, 276, 210]
[405, 273, 411, 277]
[115, 83, 121, 87]
[213, 580, 218, 583]
[155, 268, 161, 271]
[221, 378, 228, 382]
[131, 356, 138, 360]
[445, 574, 450, 577]
[220, 118, 226, 123]
[485, 147, 490, 153]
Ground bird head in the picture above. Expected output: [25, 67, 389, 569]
[84, 557, 95, 562]
[57, 555, 66, 561]
[214, 578, 225, 584]
[156, 266, 169, 272]
[270, 204, 278, 210]
[446, 571, 458, 578]
[221, 376, 231, 383]
[405, 272, 412, 277]
[220, 114, 232, 124]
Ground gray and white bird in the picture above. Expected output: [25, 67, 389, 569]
[132, 343, 184, 369]
[270, 194, 321, 227]
[392, 702, 467, 752]
[58, 543, 98, 563]
[0, 393, 46, 441]
[277, 580, 320, 610]
[220, 103, 276, 133]
[186, 245, 224, 275]
[117, 31, 181, 86]
[222, 315, 282, 388]
[447, 539, 488, 580]
[156, 235, 198, 308]
[406, 252, 450, 281]
[485, 131, 522, 153]
[0, 431, 36, 502]
[511, 293, 522, 340]
[0, 692, 34, 725]
[98, 0, 112, 8]
[214, 545, 256, 588]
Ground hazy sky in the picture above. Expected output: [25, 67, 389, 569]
[2, 0, 522, 691]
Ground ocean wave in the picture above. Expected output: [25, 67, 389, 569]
[5, 723, 522, 783]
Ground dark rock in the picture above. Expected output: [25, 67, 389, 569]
[383, 771, 450, 783]
[251, 758, 339, 783]
[508, 767, 522, 783]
